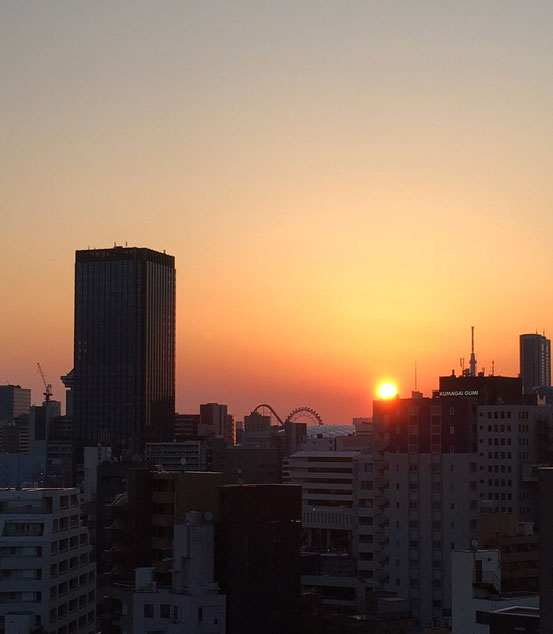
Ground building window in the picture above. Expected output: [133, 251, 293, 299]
[144, 604, 154, 618]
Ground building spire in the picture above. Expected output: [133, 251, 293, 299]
[470, 325, 477, 377]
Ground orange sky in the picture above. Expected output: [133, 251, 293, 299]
[1, 2, 552, 423]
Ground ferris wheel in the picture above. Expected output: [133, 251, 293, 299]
[285, 407, 324, 426]
[252, 404, 324, 426]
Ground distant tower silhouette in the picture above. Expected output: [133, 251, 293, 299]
[520, 333, 551, 394]
[469, 326, 477, 377]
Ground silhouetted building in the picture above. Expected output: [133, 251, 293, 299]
[82, 457, 130, 576]
[217, 484, 301, 634]
[29, 400, 62, 459]
[520, 333, 551, 395]
[60, 369, 75, 418]
[214, 446, 282, 484]
[102, 469, 224, 586]
[224, 413, 236, 446]
[284, 420, 307, 455]
[438, 374, 523, 405]
[0, 420, 29, 454]
[72, 246, 176, 456]
[174, 413, 200, 439]
[244, 410, 271, 432]
[0, 385, 30, 422]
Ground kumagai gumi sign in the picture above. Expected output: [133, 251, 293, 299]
[438, 390, 479, 397]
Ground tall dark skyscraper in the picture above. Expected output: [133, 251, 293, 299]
[520, 333, 551, 394]
[72, 246, 175, 456]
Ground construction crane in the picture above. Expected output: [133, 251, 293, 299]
[36, 363, 53, 402]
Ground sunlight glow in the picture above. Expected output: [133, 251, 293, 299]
[378, 382, 398, 399]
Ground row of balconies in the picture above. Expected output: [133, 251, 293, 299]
[49, 593, 96, 627]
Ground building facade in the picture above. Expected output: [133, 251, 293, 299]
[145, 441, 205, 472]
[0, 385, 31, 424]
[476, 403, 551, 522]
[451, 548, 538, 634]
[72, 246, 176, 456]
[217, 484, 302, 634]
[285, 450, 362, 612]
[108, 516, 225, 634]
[0, 488, 96, 634]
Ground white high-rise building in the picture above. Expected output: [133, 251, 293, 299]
[0, 487, 96, 634]
[350, 394, 480, 629]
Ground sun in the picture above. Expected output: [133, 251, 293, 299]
[378, 382, 398, 399]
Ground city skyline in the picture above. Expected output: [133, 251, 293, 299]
[2, 5, 553, 634]
[2, 242, 549, 423]
[2, 2, 553, 423]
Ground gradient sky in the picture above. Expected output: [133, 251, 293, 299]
[1, 2, 552, 423]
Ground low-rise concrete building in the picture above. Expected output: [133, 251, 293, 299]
[451, 549, 538, 634]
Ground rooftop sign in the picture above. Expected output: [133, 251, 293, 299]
[438, 390, 479, 397]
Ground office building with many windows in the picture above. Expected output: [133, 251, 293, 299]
[72, 246, 175, 456]
[520, 333, 551, 395]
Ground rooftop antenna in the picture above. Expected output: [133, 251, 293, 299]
[469, 326, 477, 377]
[491, 360, 495, 376]
[414, 362, 418, 392]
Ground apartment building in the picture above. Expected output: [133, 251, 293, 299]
[0, 488, 96, 634]
[476, 404, 552, 522]
[145, 441, 205, 472]
[103, 469, 224, 586]
[362, 394, 480, 629]
[285, 450, 363, 611]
